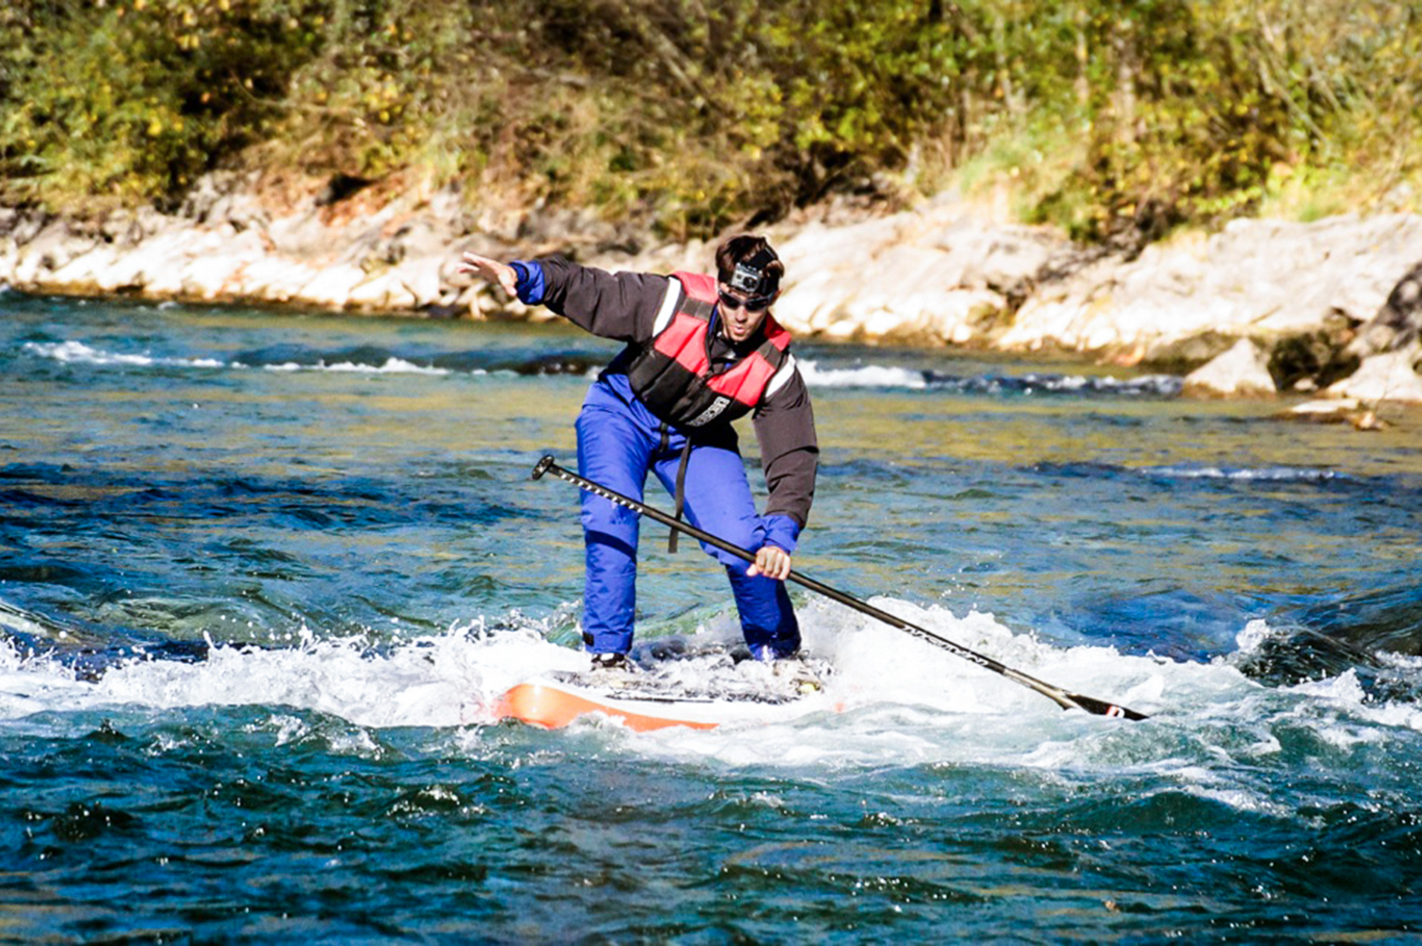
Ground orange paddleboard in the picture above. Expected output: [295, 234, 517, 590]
[495, 676, 829, 732]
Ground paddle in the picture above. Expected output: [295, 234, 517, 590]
[531, 455, 1149, 721]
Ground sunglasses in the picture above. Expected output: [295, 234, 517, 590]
[718, 289, 775, 311]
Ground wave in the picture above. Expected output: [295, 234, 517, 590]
[799, 360, 1182, 397]
[21, 338, 609, 378]
[1149, 464, 1348, 483]
[5, 592, 1420, 776]
[23, 340, 226, 370]
[23, 339, 453, 376]
[1028, 459, 1369, 489]
[22, 337, 1183, 396]
[799, 362, 931, 389]
[1233, 584, 1422, 702]
[0, 595, 1159, 725]
[260, 356, 452, 376]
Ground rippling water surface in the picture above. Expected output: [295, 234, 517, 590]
[3, 292, 1422, 942]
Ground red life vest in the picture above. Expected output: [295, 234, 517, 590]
[625, 272, 792, 428]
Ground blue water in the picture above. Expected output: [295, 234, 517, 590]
[4, 291, 1422, 942]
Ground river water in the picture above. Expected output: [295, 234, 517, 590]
[3, 291, 1421, 942]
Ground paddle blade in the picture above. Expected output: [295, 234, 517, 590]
[1066, 693, 1149, 721]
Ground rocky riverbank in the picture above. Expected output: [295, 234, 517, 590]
[3, 171, 1420, 404]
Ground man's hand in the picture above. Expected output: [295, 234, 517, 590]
[457, 252, 519, 298]
[747, 545, 792, 581]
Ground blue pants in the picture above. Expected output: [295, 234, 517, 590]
[575, 381, 801, 660]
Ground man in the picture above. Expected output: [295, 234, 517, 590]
[458, 236, 818, 671]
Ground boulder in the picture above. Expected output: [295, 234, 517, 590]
[1326, 345, 1422, 403]
[1348, 260, 1422, 357]
[297, 263, 366, 308]
[771, 195, 1058, 343]
[1183, 338, 1277, 397]
[1000, 214, 1422, 365]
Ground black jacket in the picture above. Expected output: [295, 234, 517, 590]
[534, 256, 818, 529]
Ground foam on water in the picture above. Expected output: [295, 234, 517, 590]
[255, 357, 453, 376]
[798, 361, 929, 389]
[1152, 464, 1346, 483]
[6, 594, 1400, 796]
[24, 339, 225, 369]
[22, 334, 1191, 399]
[23, 339, 455, 376]
[796, 360, 1183, 396]
[0, 622, 561, 729]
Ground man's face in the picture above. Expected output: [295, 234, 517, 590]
[717, 285, 774, 343]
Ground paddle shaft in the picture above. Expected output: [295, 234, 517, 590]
[531, 455, 1148, 721]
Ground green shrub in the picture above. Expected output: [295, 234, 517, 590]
[2, 0, 1417, 240]
[1, 0, 329, 211]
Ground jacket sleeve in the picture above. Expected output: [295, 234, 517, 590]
[753, 360, 818, 545]
[523, 256, 676, 343]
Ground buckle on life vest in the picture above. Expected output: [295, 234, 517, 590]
[685, 395, 732, 428]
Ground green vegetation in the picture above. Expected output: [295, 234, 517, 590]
[2, 0, 1418, 246]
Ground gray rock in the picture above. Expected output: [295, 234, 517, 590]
[1183, 339, 1277, 397]
[1327, 344, 1422, 403]
[1000, 214, 1422, 366]
[2, 171, 1420, 404]
[1349, 260, 1422, 357]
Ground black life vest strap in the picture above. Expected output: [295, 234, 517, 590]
[668, 435, 693, 553]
